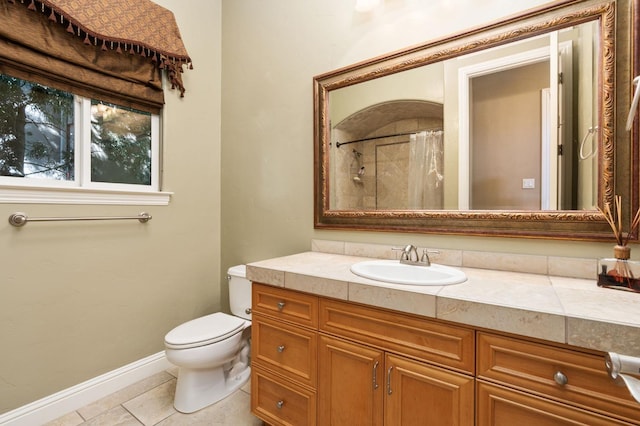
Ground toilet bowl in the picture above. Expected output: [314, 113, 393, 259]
[164, 265, 252, 413]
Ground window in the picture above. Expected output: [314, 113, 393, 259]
[0, 1, 193, 205]
[0, 73, 165, 205]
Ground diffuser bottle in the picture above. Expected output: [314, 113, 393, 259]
[597, 245, 640, 292]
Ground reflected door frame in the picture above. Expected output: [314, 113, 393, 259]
[458, 36, 569, 210]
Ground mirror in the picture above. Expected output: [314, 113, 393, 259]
[314, 0, 636, 240]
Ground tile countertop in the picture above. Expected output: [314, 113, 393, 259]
[246, 251, 640, 357]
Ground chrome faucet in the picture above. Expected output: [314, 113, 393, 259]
[393, 244, 438, 266]
[401, 244, 419, 263]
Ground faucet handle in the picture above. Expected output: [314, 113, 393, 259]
[422, 248, 440, 257]
[392, 246, 409, 260]
[420, 249, 440, 265]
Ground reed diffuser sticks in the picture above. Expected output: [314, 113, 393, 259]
[599, 195, 640, 246]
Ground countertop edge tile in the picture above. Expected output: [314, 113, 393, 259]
[285, 272, 349, 300]
[566, 317, 640, 355]
[246, 266, 284, 287]
[348, 282, 437, 318]
[436, 296, 566, 343]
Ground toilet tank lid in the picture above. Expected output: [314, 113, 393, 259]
[164, 312, 246, 349]
[228, 264, 246, 278]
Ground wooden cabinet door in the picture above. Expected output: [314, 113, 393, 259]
[318, 335, 384, 426]
[385, 353, 474, 426]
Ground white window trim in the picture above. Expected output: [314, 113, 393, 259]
[0, 185, 172, 205]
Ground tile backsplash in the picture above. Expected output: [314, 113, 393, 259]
[311, 239, 596, 280]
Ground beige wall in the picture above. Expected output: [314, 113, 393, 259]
[0, 0, 222, 413]
[1, 0, 623, 414]
[221, 0, 613, 282]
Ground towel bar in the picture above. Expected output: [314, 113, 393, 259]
[8, 212, 152, 227]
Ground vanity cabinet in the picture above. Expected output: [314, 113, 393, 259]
[476, 332, 640, 425]
[251, 282, 640, 425]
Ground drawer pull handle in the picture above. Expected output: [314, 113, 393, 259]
[554, 371, 568, 386]
[276, 400, 284, 409]
[387, 366, 394, 395]
[277, 345, 286, 353]
[372, 361, 379, 389]
[277, 301, 286, 311]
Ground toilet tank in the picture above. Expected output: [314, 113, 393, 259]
[228, 264, 251, 320]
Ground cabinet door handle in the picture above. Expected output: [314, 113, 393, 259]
[276, 400, 284, 409]
[372, 361, 379, 389]
[554, 371, 568, 386]
[277, 345, 286, 353]
[386, 365, 394, 395]
[277, 301, 286, 311]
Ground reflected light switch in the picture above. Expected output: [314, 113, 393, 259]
[522, 178, 535, 189]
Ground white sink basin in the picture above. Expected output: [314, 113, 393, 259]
[350, 260, 467, 286]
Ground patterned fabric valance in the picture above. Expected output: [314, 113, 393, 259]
[6, 0, 192, 97]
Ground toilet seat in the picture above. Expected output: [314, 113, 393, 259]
[165, 312, 246, 350]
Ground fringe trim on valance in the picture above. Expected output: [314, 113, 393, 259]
[7, 0, 192, 97]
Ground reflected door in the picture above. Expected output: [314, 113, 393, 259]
[470, 60, 550, 210]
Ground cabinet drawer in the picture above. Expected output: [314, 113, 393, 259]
[251, 365, 316, 426]
[477, 381, 635, 426]
[252, 313, 317, 387]
[320, 298, 475, 374]
[477, 332, 640, 424]
[252, 283, 318, 328]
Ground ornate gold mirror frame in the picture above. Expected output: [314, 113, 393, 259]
[314, 0, 637, 240]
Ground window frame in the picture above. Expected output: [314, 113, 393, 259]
[0, 92, 170, 206]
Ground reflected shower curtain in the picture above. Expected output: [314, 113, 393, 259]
[408, 130, 444, 209]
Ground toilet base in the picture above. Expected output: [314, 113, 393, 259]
[173, 363, 251, 414]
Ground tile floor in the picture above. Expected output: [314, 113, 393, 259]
[45, 367, 263, 426]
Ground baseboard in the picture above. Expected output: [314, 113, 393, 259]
[0, 351, 172, 426]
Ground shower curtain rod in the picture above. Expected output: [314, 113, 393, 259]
[335, 129, 442, 148]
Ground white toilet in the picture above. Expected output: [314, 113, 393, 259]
[164, 264, 252, 413]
